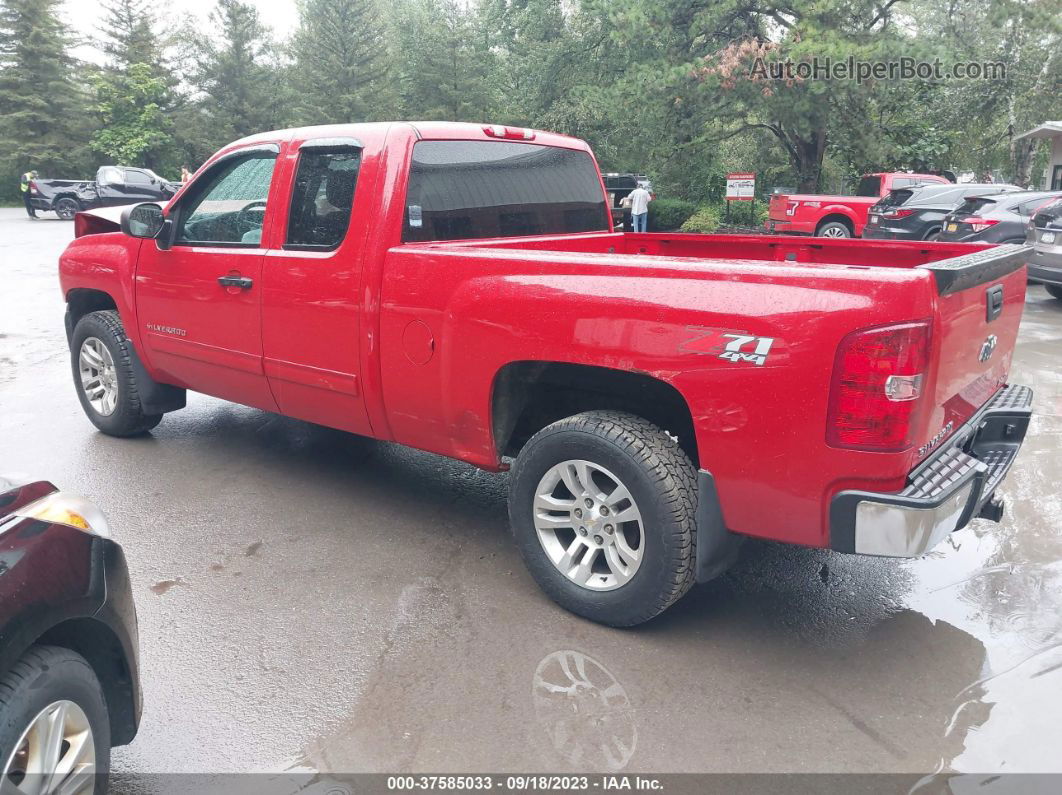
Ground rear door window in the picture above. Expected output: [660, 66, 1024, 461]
[285, 146, 361, 250]
[403, 140, 609, 242]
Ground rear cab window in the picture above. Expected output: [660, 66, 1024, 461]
[402, 140, 609, 242]
[856, 176, 882, 197]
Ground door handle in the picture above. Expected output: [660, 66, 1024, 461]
[218, 275, 253, 289]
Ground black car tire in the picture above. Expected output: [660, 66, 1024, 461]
[71, 310, 163, 436]
[509, 410, 697, 627]
[816, 221, 852, 238]
[0, 646, 110, 794]
[54, 197, 80, 220]
[1045, 284, 1062, 301]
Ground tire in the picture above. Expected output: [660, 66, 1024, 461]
[816, 221, 852, 238]
[55, 197, 80, 220]
[0, 646, 110, 794]
[1045, 284, 1062, 301]
[509, 410, 697, 626]
[71, 310, 163, 436]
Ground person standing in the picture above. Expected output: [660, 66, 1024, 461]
[20, 170, 38, 219]
[626, 183, 652, 233]
[180, 165, 192, 183]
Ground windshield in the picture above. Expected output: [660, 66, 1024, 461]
[952, 197, 998, 217]
[856, 176, 882, 197]
[878, 189, 913, 208]
[403, 140, 609, 242]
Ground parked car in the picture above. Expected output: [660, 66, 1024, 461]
[766, 172, 952, 238]
[0, 477, 140, 791]
[937, 190, 1061, 245]
[1027, 196, 1062, 301]
[28, 166, 179, 220]
[58, 122, 1032, 626]
[864, 183, 1022, 241]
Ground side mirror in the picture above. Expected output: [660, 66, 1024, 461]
[120, 203, 165, 239]
[120, 202, 174, 249]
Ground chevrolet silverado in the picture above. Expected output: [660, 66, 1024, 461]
[57, 122, 1033, 625]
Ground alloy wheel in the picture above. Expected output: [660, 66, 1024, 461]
[2, 700, 96, 795]
[79, 337, 118, 416]
[533, 460, 644, 591]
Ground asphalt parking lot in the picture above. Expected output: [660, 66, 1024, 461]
[1, 207, 1060, 780]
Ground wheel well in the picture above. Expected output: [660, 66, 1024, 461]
[35, 618, 138, 746]
[67, 289, 117, 330]
[52, 193, 80, 207]
[923, 226, 942, 240]
[492, 362, 699, 467]
[816, 214, 854, 234]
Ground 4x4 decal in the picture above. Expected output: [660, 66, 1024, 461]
[680, 326, 783, 367]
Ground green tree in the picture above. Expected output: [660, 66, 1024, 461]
[0, 0, 93, 198]
[92, 63, 172, 165]
[93, 0, 179, 171]
[291, 0, 394, 123]
[390, 0, 491, 120]
[98, 0, 161, 70]
[186, 0, 288, 145]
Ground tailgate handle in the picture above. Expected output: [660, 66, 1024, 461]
[986, 285, 1004, 322]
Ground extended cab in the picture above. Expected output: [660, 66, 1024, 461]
[29, 166, 179, 220]
[58, 123, 1033, 626]
[767, 172, 951, 238]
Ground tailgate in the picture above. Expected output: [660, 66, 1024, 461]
[918, 244, 1029, 455]
[768, 194, 790, 221]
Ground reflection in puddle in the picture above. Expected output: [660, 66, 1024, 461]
[532, 651, 636, 771]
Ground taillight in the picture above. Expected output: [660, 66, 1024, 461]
[483, 124, 535, 140]
[28, 180, 37, 194]
[882, 208, 915, 219]
[827, 321, 931, 452]
[957, 216, 998, 232]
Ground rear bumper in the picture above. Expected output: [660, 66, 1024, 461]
[766, 219, 811, 235]
[829, 384, 1033, 557]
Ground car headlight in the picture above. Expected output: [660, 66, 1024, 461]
[13, 493, 112, 538]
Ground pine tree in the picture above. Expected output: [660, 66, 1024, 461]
[187, 0, 288, 144]
[390, 0, 492, 120]
[0, 0, 93, 197]
[93, 0, 179, 171]
[98, 0, 161, 70]
[290, 0, 394, 124]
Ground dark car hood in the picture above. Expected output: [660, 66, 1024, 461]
[0, 479, 58, 517]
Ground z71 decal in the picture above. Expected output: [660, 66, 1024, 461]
[680, 326, 784, 367]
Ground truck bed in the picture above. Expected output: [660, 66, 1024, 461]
[446, 230, 995, 270]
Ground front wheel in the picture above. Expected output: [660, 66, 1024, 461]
[509, 411, 697, 626]
[0, 646, 110, 795]
[54, 197, 80, 220]
[1045, 284, 1062, 301]
[71, 310, 162, 436]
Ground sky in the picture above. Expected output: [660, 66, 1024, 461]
[63, 0, 301, 63]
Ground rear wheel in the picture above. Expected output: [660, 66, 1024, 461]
[71, 310, 162, 436]
[0, 646, 110, 795]
[509, 411, 697, 626]
[54, 198, 80, 220]
[1045, 284, 1062, 301]
[816, 220, 852, 238]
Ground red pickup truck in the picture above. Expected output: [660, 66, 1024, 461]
[58, 123, 1032, 626]
[768, 172, 951, 238]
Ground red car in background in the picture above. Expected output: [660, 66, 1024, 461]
[768, 172, 951, 238]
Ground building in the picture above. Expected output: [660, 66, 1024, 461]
[1015, 122, 1062, 190]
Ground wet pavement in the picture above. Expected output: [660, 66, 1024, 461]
[1, 207, 1060, 778]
